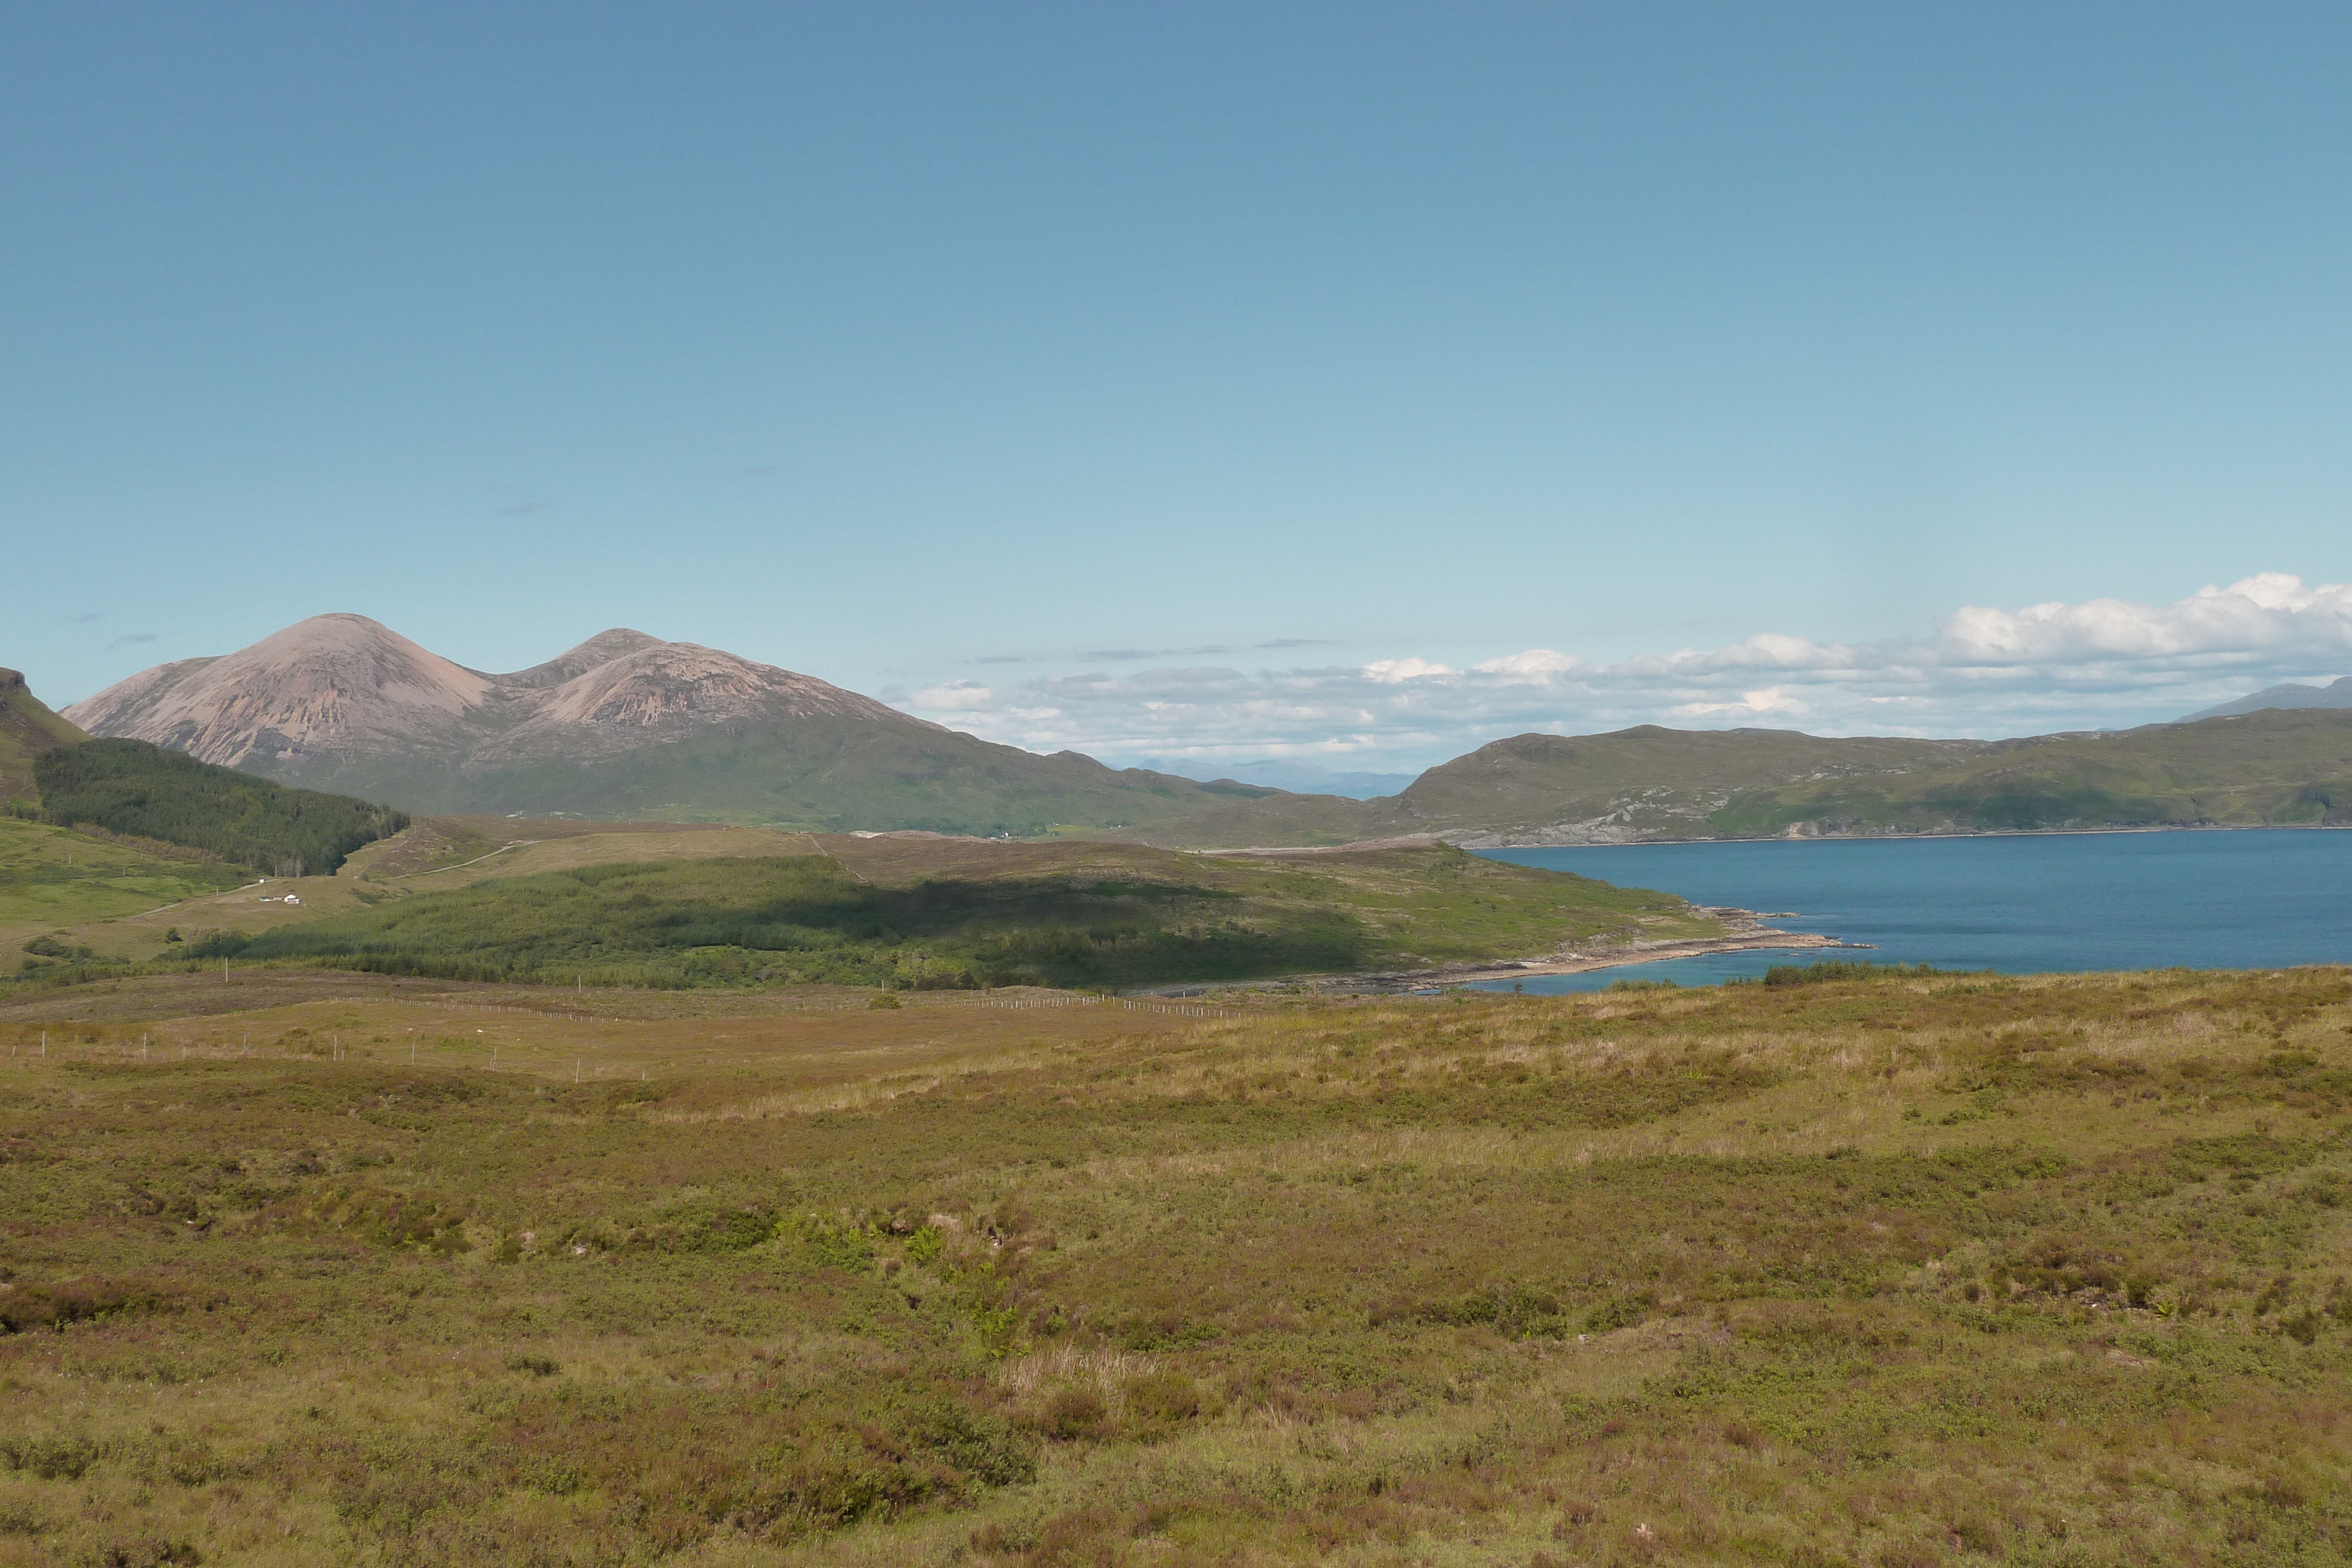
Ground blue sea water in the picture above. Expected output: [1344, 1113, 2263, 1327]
[1469, 829, 2352, 993]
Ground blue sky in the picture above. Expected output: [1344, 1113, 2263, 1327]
[8, 3, 2351, 771]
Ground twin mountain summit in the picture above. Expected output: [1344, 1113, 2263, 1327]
[9, 612, 2352, 847]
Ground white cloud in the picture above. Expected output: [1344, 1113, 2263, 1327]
[1363, 657, 1456, 683]
[1671, 686, 1808, 719]
[1472, 648, 1584, 680]
[908, 680, 1004, 711]
[898, 574, 2352, 773]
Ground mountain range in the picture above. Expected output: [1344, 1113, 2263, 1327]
[31, 621, 2352, 845]
[59, 616, 1275, 836]
[1091, 710, 2352, 847]
[1138, 757, 1416, 800]
[2184, 676, 2352, 721]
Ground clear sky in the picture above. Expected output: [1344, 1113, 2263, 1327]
[8, 3, 2351, 771]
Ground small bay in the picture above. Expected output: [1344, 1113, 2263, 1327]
[1472, 827, 2352, 992]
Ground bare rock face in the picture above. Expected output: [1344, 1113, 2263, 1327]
[475, 641, 926, 765]
[493, 628, 667, 690]
[63, 615, 492, 770]
[63, 615, 921, 774]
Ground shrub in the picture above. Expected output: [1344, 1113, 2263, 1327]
[1763, 961, 1961, 987]
[0, 1436, 104, 1481]
[1124, 1371, 1202, 1435]
[798, 1215, 877, 1272]
[0, 1276, 187, 1335]
[1038, 1389, 1108, 1441]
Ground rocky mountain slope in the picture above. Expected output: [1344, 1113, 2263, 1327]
[66, 616, 1278, 834]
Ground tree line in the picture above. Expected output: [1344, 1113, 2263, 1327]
[32, 739, 408, 876]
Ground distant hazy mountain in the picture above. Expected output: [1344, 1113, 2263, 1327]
[65, 616, 1280, 834]
[2183, 676, 2352, 720]
[1139, 757, 1417, 800]
[0, 667, 89, 804]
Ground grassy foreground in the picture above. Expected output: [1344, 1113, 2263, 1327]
[4, 963, 2351, 1566]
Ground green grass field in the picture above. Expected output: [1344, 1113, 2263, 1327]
[2, 962, 2349, 1565]
[0, 817, 247, 946]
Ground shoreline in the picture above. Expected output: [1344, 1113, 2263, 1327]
[1403, 929, 1855, 986]
[1454, 821, 2352, 851]
[1362, 905, 1867, 989]
[1128, 908, 1872, 997]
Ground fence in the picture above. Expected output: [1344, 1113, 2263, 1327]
[1, 989, 1241, 1068]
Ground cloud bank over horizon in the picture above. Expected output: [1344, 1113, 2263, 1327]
[898, 574, 2352, 773]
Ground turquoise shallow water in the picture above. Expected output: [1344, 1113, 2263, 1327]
[1469, 829, 2352, 994]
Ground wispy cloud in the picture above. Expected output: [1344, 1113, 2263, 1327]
[900, 574, 2352, 771]
[105, 633, 159, 651]
[1083, 645, 1241, 661]
[499, 499, 555, 517]
[977, 638, 1334, 667]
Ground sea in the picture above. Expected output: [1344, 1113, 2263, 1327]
[1468, 828, 2352, 993]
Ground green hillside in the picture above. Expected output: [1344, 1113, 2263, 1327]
[191, 837, 1717, 989]
[0, 815, 248, 942]
[1092, 788, 1382, 849]
[1381, 726, 1992, 840]
[0, 666, 88, 805]
[34, 738, 410, 876]
[1710, 707, 2352, 834]
[1104, 726, 1993, 847]
[1110, 714, 2352, 847]
[431, 719, 1286, 837]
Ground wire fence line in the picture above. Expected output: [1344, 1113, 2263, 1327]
[382, 991, 1244, 1021]
[3, 989, 1241, 1065]
[978, 995, 1234, 1018]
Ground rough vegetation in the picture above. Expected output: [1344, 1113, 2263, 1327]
[2, 963, 2350, 1565]
[31, 738, 409, 877]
